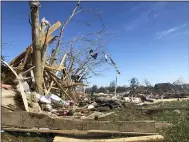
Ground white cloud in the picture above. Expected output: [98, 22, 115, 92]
[124, 2, 168, 31]
[171, 30, 189, 37]
[156, 24, 188, 38]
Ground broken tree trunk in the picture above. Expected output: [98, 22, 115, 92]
[30, 0, 43, 95]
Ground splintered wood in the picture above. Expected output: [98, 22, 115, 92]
[4, 20, 87, 105]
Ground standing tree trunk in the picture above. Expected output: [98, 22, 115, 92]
[29, 0, 43, 95]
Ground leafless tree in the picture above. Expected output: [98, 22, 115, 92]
[49, 1, 110, 84]
[29, 0, 43, 94]
[129, 77, 140, 96]
[144, 79, 152, 87]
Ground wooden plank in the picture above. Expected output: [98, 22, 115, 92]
[2, 128, 158, 138]
[2, 111, 156, 133]
[86, 130, 159, 137]
[30, 70, 35, 82]
[22, 47, 31, 69]
[47, 54, 67, 93]
[9, 36, 55, 66]
[9, 35, 55, 67]
[9, 21, 61, 65]
[49, 74, 72, 100]
[21, 66, 35, 76]
[45, 65, 65, 71]
[53, 135, 164, 142]
[1, 60, 29, 112]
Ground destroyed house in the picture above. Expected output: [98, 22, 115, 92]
[154, 83, 173, 92]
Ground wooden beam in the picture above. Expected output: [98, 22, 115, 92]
[21, 66, 35, 76]
[40, 21, 61, 41]
[2, 111, 156, 133]
[2, 128, 158, 138]
[9, 36, 55, 66]
[45, 65, 65, 71]
[9, 35, 56, 67]
[47, 54, 67, 93]
[53, 135, 164, 142]
[49, 74, 72, 100]
[22, 47, 31, 69]
[9, 21, 61, 65]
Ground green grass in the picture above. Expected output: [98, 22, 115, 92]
[149, 101, 189, 142]
[1, 132, 54, 142]
[112, 101, 189, 142]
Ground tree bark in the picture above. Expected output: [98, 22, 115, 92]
[30, 0, 43, 94]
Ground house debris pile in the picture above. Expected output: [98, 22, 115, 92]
[1, 20, 127, 120]
[1, 21, 91, 117]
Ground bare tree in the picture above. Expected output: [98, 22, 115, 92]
[172, 77, 184, 86]
[91, 85, 98, 93]
[50, 1, 110, 85]
[49, 1, 82, 65]
[144, 79, 152, 87]
[29, 0, 43, 94]
[129, 77, 140, 96]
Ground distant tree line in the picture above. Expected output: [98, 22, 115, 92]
[85, 77, 189, 96]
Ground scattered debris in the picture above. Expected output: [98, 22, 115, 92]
[1, 1, 189, 141]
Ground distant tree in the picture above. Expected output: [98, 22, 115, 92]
[108, 81, 116, 93]
[172, 77, 184, 86]
[130, 77, 139, 87]
[117, 86, 127, 93]
[98, 86, 106, 93]
[172, 77, 185, 94]
[144, 79, 152, 87]
[91, 85, 98, 93]
[110, 81, 116, 88]
[85, 87, 92, 94]
[129, 77, 139, 96]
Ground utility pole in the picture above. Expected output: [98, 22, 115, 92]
[114, 74, 118, 96]
[104, 53, 120, 97]
[29, 0, 43, 94]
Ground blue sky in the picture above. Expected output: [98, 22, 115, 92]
[2, 1, 189, 87]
